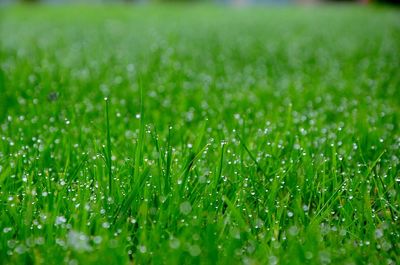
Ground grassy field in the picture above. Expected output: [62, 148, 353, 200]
[1, 4, 400, 265]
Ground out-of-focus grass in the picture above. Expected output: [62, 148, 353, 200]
[0, 4, 399, 265]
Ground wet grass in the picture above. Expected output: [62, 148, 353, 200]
[0, 4, 400, 265]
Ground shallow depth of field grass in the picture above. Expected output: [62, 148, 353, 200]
[0, 4, 400, 265]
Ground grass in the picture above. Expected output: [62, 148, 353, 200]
[0, 4, 400, 265]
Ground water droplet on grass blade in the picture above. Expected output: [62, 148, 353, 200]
[67, 230, 92, 252]
[3, 227, 12, 233]
[55, 216, 66, 226]
[268, 255, 278, 265]
[180, 201, 192, 215]
[169, 238, 180, 249]
[138, 245, 147, 253]
[93, 236, 102, 245]
[375, 229, 383, 239]
[288, 226, 299, 236]
[188, 244, 201, 256]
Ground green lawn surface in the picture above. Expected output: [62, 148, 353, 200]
[0, 4, 399, 265]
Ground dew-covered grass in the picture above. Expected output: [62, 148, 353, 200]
[0, 4, 400, 265]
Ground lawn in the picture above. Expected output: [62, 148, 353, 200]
[0, 4, 399, 264]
